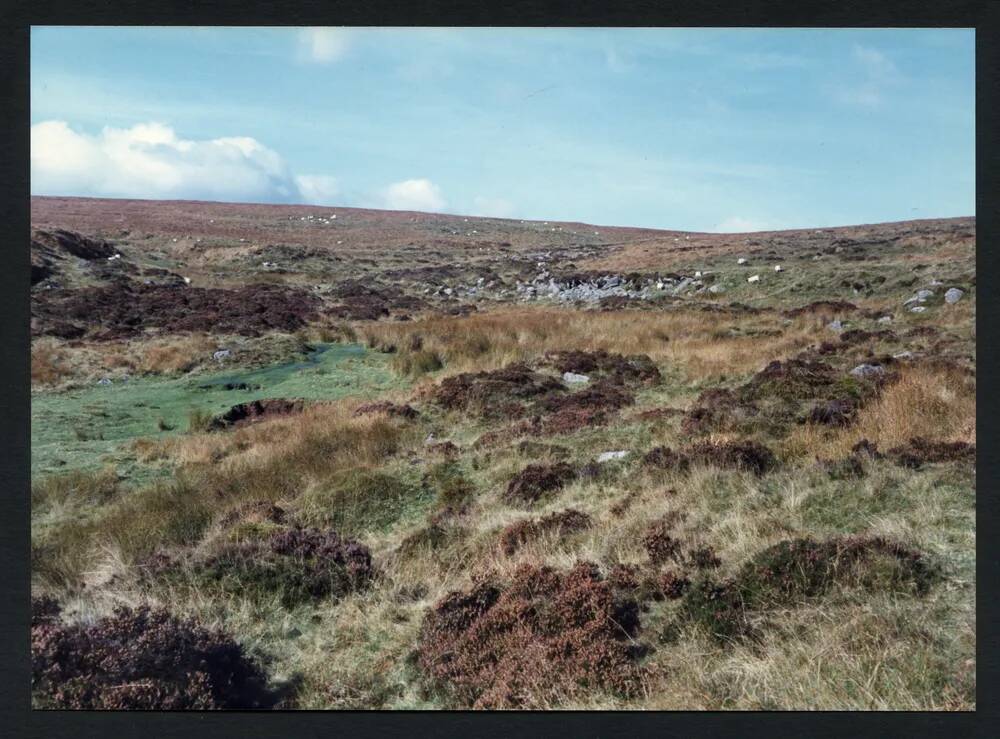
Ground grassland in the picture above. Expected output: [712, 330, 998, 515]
[29, 198, 975, 710]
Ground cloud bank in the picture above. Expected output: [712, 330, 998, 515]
[31, 120, 449, 213]
[31, 120, 304, 203]
[296, 28, 350, 64]
[379, 178, 447, 212]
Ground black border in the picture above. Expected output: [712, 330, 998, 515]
[3, 2, 997, 737]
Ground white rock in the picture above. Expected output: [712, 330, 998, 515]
[828, 319, 844, 331]
[747, 274, 760, 284]
[877, 315, 893, 324]
[562, 372, 590, 384]
[97, 377, 112, 386]
[893, 351, 914, 360]
[774, 265, 783, 272]
[597, 450, 629, 463]
[694, 271, 702, 278]
[945, 287, 965, 304]
[910, 306, 927, 313]
[850, 363, 886, 379]
[213, 349, 231, 361]
[737, 257, 748, 265]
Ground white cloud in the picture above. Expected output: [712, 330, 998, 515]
[31, 120, 336, 205]
[297, 28, 350, 64]
[380, 178, 446, 212]
[834, 44, 903, 108]
[471, 196, 515, 218]
[852, 44, 899, 83]
[712, 216, 777, 233]
[295, 174, 340, 205]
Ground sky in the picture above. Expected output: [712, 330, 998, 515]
[30, 27, 975, 232]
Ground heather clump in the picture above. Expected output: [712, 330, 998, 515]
[32, 605, 275, 709]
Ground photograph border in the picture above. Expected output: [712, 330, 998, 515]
[2, 1, 996, 736]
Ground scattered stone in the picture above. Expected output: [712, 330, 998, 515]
[774, 265, 783, 272]
[945, 287, 965, 304]
[596, 450, 629, 463]
[877, 315, 893, 324]
[213, 349, 231, 361]
[737, 258, 748, 265]
[562, 371, 590, 384]
[747, 275, 760, 284]
[828, 319, 844, 331]
[849, 363, 886, 379]
[910, 306, 927, 313]
[97, 377, 112, 386]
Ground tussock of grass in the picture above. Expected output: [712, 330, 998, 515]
[782, 364, 975, 460]
[362, 306, 824, 382]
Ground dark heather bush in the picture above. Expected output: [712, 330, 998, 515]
[681, 536, 937, 642]
[886, 437, 976, 469]
[431, 364, 564, 418]
[194, 526, 375, 608]
[416, 562, 645, 709]
[503, 462, 577, 506]
[542, 350, 662, 386]
[32, 605, 274, 709]
[642, 518, 682, 565]
[498, 508, 594, 556]
[643, 441, 777, 476]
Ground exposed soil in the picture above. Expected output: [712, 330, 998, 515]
[209, 398, 305, 430]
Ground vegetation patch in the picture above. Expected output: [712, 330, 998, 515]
[887, 437, 976, 468]
[31, 602, 275, 709]
[681, 536, 938, 642]
[188, 526, 375, 608]
[431, 364, 564, 419]
[643, 440, 777, 476]
[498, 508, 594, 555]
[416, 562, 646, 708]
[503, 462, 578, 506]
[209, 398, 305, 430]
[541, 349, 662, 386]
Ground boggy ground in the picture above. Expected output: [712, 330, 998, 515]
[30, 199, 975, 710]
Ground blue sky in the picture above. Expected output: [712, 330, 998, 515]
[30, 27, 974, 231]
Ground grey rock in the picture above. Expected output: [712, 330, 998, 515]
[828, 319, 844, 331]
[596, 450, 629, 463]
[877, 315, 893, 324]
[213, 349, 231, 361]
[97, 377, 112, 386]
[945, 287, 964, 304]
[910, 306, 927, 313]
[562, 371, 590, 384]
[850, 363, 886, 379]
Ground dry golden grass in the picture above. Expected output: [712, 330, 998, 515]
[31, 339, 71, 386]
[782, 364, 976, 461]
[361, 305, 824, 382]
[138, 334, 217, 374]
